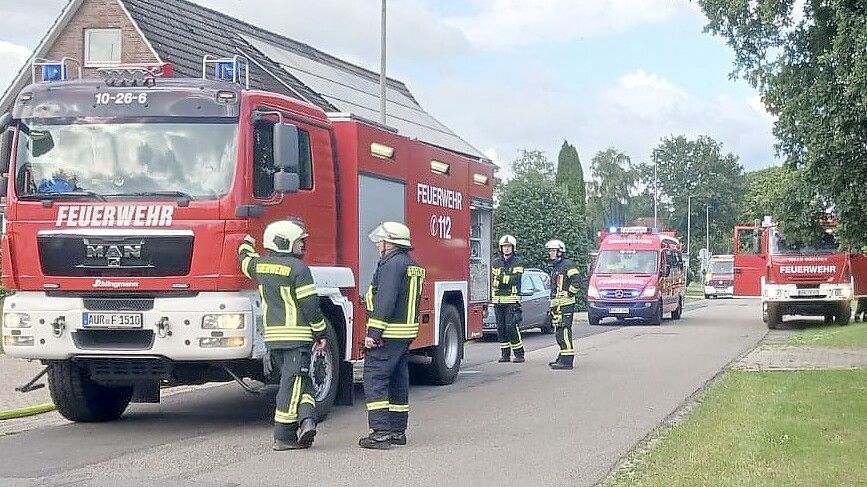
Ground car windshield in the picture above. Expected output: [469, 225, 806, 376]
[709, 261, 733, 274]
[594, 250, 658, 274]
[15, 121, 238, 200]
[770, 230, 838, 255]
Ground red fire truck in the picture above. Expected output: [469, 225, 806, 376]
[733, 216, 867, 328]
[587, 227, 687, 325]
[0, 57, 494, 422]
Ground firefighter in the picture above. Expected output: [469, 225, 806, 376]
[359, 222, 426, 450]
[545, 239, 582, 370]
[491, 235, 526, 363]
[238, 220, 328, 451]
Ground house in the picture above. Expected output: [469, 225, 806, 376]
[0, 0, 485, 160]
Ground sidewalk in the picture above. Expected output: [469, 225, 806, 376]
[732, 344, 867, 370]
[0, 355, 52, 411]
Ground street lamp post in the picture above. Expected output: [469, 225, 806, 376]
[687, 195, 693, 267]
[379, 0, 387, 125]
[653, 150, 658, 230]
[705, 205, 711, 257]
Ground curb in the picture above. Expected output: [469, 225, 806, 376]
[0, 402, 56, 421]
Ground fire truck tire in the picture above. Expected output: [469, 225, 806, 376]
[835, 303, 851, 326]
[671, 297, 683, 320]
[47, 361, 133, 422]
[766, 304, 781, 329]
[588, 315, 601, 326]
[312, 320, 340, 422]
[428, 304, 463, 385]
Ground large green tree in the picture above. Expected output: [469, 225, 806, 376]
[496, 150, 589, 270]
[699, 0, 867, 247]
[556, 140, 586, 216]
[585, 149, 647, 232]
[646, 135, 746, 258]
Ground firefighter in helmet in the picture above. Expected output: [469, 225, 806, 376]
[491, 234, 526, 363]
[238, 220, 327, 451]
[545, 239, 582, 370]
[360, 221, 426, 449]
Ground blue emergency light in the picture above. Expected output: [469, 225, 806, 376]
[609, 226, 618, 234]
[214, 59, 237, 81]
[41, 63, 65, 82]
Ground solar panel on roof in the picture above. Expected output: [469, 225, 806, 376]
[243, 35, 484, 159]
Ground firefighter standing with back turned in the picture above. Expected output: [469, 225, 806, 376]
[545, 239, 582, 370]
[359, 222, 426, 450]
[491, 235, 526, 363]
[238, 220, 328, 451]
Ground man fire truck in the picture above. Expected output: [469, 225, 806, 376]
[0, 57, 494, 422]
[732, 216, 867, 328]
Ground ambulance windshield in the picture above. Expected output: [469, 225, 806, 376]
[15, 120, 238, 200]
[594, 250, 658, 274]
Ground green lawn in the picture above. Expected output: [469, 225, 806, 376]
[605, 369, 867, 487]
[786, 321, 867, 348]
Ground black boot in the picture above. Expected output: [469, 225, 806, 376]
[273, 423, 306, 451]
[359, 430, 392, 450]
[498, 348, 511, 363]
[549, 356, 574, 370]
[390, 431, 407, 446]
[512, 348, 525, 363]
[297, 418, 317, 447]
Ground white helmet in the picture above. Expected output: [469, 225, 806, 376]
[545, 239, 566, 253]
[498, 235, 517, 248]
[368, 221, 412, 248]
[264, 220, 308, 253]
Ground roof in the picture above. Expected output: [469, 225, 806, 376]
[0, 0, 486, 161]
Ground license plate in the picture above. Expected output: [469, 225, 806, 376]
[610, 307, 630, 314]
[83, 312, 143, 328]
[795, 289, 821, 297]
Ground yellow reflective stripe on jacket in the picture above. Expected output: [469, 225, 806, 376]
[512, 266, 525, 273]
[367, 400, 390, 411]
[567, 268, 579, 277]
[296, 284, 317, 299]
[240, 256, 255, 278]
[381, 322, 419, 339]
[492, 295, 519, 304]
[365, 286, 375, 312]
[310, 319, 326, 333]
[238, 242, 256, 255]
[389, 403, 409, 413]
[367, 318, 388, 330]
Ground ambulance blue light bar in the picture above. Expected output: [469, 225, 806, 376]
[41, 63, 64, 81]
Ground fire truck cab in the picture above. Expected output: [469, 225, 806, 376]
[733, 217, 867, 328]
[587, 227, 686, 326]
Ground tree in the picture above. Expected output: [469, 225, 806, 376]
[556, 140, 586, 216]
[739, 166, 791, 224]
[585, 149, 645, 231]
[699, 0, 867, 247]
[645, 135, 746, 258]
[496, 150, 589, 271]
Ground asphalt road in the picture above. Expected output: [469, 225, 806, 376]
[0, 299, 763, 487]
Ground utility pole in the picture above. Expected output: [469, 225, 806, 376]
[653, 150, 658, 230]
[379, 0, 387, 125]
[687, 195, 692, 270]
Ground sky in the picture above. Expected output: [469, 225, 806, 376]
[0, 0, 779, 176]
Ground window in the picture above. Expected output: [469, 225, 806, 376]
[253, 122, 313, 198]
[530, 274, 547, 292]
[84, 29, 122, 66]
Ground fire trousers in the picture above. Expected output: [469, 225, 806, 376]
[272, 347, 316, 441]
[363, 339, 411, 432]
[552, 306, 575, 365]
[494, 303, 524, 352]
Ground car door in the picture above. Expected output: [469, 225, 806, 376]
[519, 273, 540, 327]
[528, 273, 549, 326]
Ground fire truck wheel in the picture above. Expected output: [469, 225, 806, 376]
[671, 297, 683, 320]
[311, 320, 340, 422]
[47, 361, 133, 422]
[766, 304, 781, 329]
[429, 304, 464, 385]
[834, 303, 851, 326]
[588, 315, 601, 326]
[648, 299, 663, 326]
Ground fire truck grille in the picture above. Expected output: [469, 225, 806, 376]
[72, 330, 155, 351]
[83, 297, 155, 311]
[38, 234, 193, 277]
[81, 358, 172, 382]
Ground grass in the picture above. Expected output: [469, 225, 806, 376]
[786, 320, 867, 348]
[605, 369, 867, 487]
[685, 282, 704, 303]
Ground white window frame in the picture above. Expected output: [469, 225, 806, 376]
[84, 28, 122, 67]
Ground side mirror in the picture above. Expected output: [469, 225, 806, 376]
[0, 127, 11, 175]
[273, 123, 299, 173]
[0, 113, 11, 132]
[273, 170, 299, 194]
[662, 264, 671, 277]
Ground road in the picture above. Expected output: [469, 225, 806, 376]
[0, 299, 763, 487]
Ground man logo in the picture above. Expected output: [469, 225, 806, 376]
[85, 243, 142, 268]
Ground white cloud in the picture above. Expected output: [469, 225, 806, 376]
[0, 41, 33, 95]
[446, 0, 702, 49]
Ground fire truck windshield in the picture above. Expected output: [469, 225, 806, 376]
[14, 120, 237, 200]
[770, 230, 839, 255]
[594, 250, 658, 274]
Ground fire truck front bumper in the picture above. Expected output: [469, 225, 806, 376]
[2, 291, 258, 361]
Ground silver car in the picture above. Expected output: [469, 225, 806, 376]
[483, 268, 553, 336]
